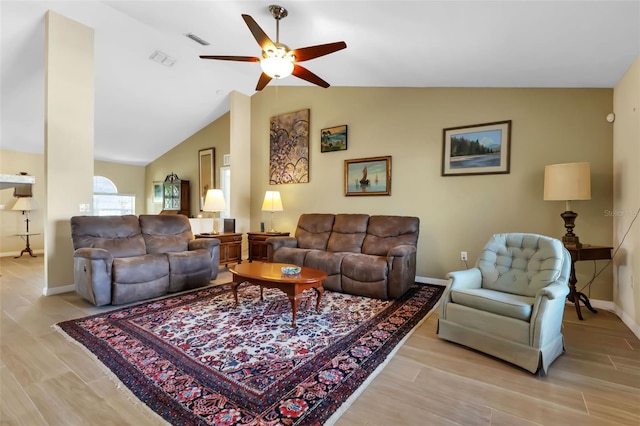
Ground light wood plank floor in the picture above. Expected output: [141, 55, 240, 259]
[1, 256, 638, 425]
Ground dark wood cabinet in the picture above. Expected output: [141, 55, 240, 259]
[196, 232, 242, 267]
[247, 232, 290, 262]
[160, 173, 190, 217]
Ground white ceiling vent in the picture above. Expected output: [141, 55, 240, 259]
[186, 33, 210, 46]
[223, 154, 230, 166]
[149, 50, 175, 67]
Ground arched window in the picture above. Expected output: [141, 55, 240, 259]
[93, 176, 135, 216]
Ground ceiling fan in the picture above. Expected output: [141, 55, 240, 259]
[200, 5, 347, 91]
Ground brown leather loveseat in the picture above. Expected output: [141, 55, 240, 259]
[70, 214, 220, 306]
[267, 213, 419, 299]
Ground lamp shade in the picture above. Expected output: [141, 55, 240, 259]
[261, 191, 283, 212]
[12, 197, 39, 212]
[544, 162, 591, 201]
[202, 189, 226, 212]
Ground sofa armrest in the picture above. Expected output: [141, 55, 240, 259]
[73, 248, 114, 306]
[266, 237, 298, 262]
[386, 245, 418, 299]
[74, 247, 112, 261]
[189, 238, 220, 280]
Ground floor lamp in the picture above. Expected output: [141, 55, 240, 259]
[543, 162, 591, 248]
[262, 191, 283, 233]
[202, 189, 227, 235]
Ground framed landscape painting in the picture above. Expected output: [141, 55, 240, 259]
[344, 156, 391, 196]
[442, 120, 511, 176]
[321, 125, 347, 152]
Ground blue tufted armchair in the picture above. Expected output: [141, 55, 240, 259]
[437, 233, 571, 374]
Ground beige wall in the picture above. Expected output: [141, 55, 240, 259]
[44, 11, 94, 292]
[95, 160, 146, 215]
[249, 87, 614, 300]
[145, 112, 230, 217]
[0, 151, 45, 255]
[613, 55, 640, 333]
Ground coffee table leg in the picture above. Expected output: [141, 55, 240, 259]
[230, 282, 239, 307]
[288, 294, 299, 328]
[313, 286, 324, 312]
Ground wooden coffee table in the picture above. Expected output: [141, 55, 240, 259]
[229, 262, 327, 327]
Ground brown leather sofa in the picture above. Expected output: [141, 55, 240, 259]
[70, 214, 220, 306]
[267, 213, 419, 299]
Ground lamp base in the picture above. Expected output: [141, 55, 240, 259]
[560, 210, 582, 248]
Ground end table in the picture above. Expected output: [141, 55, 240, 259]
[247, 231, 290, 262]
[195, 232, 242, 267]
[565, 244, 612, 320]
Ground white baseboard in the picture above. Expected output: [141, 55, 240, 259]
[43, 284, 75, 296]
[416, 276, 448, 286]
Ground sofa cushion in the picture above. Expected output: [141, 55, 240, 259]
[362, 216, 419, 256]
[327, 214, 369, 253]
[71, 215, 146, 258]
[341, 254, 389, 299]
[112, 254, 169, 284]
[139, 214, 193, 254]
[450, 288, 535, 321]
[295, 214, 335, 250]
[305, 250, 349, 292]
[166, 249, 211, 292]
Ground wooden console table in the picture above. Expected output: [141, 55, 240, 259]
[247, 231, 290, 262]
[196, 232, 242, 267]
[565, 244, 612, 320]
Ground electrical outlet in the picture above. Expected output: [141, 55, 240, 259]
[460, 251, 468, 261]
[0, 204, 4, 210]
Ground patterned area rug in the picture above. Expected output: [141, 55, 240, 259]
[57, 282, 443, 425]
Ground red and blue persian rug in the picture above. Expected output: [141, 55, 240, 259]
[57, 282, 443, 425]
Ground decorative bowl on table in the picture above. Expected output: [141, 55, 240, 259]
[281, 266, 301, 276]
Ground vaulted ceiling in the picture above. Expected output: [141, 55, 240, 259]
[1, 1, 638, 166]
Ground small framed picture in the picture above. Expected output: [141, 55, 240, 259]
[442, 120, 511, 176]
[321, 125, 347, 152]
[152, 181, 163, 203]
[344, 156, 391, 196]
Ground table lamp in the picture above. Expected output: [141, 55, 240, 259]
[261, 191, 283, 233]
[202, 189, 226, 234]
[543, 162, 591, 247]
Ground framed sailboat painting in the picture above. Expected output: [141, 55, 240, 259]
[344, 156, 391, 196]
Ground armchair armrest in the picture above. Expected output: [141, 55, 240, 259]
[536, 281, 570, 300]
[386, 245, 417, 299]
[446, 268, 482, 290]
[266, 236, 298, 262]
[387, 244, 416, 258]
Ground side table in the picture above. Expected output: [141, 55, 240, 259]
[565, 244, 612, 320]
[196, 232, 242, 267]
[247, 231, 290, 262]
[14, 233, 41, 258]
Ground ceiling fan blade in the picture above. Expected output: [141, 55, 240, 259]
[256, 72, 273, 91]
[242, 14, 275, 50]
[292, 64, 330, 88]
[293, 41, 347, 62]
[199, 55, 260, 62]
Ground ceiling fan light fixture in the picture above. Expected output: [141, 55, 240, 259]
[260, 47, 294, 79]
